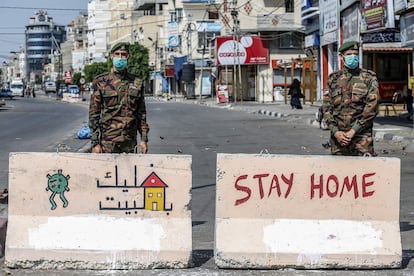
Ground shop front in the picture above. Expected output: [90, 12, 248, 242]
[216, 36, 269, 102]
[363, 45, 413, 102]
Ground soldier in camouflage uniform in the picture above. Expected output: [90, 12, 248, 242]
[89, 42, 149, 154]
[323, 41, 379, 156]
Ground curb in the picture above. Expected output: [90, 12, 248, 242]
[255, 108, 413, 144]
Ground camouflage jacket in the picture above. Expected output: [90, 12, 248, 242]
[323, 67, 379, 134]
[88, 70, 149, 146]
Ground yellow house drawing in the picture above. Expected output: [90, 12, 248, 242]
[141, 172, 169, 211]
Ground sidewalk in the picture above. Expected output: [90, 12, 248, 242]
[173, 96, 414, 150]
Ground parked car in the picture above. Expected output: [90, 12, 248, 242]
[67, 85, 80, 95]
[45, 82, 56, 93]
[0, 89, 14, 99]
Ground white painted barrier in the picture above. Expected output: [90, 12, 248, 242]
[215, 154, 401, 269]
[6, 153, 192, 269]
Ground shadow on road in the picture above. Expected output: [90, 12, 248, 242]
[375, 115, 413, 128]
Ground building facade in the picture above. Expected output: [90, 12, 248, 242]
[87, 0, 111, 63]
[25, 10, 66, 84]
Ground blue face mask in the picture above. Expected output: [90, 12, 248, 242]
[344, 54, 359, 69]
[113, 57, 128, 70]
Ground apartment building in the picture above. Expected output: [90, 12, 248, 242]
[24, 10, 66, 83]
[87, 0, 111, 63]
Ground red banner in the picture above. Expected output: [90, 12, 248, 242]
[164, 65, 174, 78]
[216, 36, 268, 66]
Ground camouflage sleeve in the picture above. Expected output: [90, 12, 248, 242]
[136, 82, 149, 142]
[88, 79, 102, 145]
[323, 73, 339, 134]
[351, 73, 379, 133]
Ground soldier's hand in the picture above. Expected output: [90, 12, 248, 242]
[91, 144, 103, 153]
[139, 141, 148, 154]
[334, 131, 351, 146]
[344, 129, 356, 140]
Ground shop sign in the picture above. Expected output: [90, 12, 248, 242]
[216, 36, 268, 66]
[379, 82, 405, 101]
[400, 12, 414, 46]
[361, 0, 395, 32]
[320, 0, 339, 35]
[167, 21, 180, 48]
[164, 65, 174, 78]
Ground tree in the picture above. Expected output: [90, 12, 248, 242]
[83, 62, 109, 83]
[72, 72, 82, 86]
[128, 42, 150, 80]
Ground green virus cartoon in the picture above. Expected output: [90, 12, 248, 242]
[46, 169, 70, 210]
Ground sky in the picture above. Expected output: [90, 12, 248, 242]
[0, 0, 88, 64]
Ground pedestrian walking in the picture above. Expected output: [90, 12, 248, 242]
[88, 42, 149, 154]
[288, 78, 303, 109]
[323, 40, 379, 156]
[406, 89, 413, 121]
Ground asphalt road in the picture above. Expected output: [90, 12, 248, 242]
[1, 96, 414, 275]
[0, 96, 89, 191]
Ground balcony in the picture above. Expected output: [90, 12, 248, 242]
[133, 0, 168, 10]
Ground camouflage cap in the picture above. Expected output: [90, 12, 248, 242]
[110, 42, 130, 53]
[338, 41, 359, 53]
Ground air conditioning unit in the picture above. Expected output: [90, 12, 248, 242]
[149, 61, 155, 66]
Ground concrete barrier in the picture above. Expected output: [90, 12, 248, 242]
[6, 152, 192, 269]
[215, 154, 401, 269]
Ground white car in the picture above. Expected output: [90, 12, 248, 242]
[45, 82, 56, 93]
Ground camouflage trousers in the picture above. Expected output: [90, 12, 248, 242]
[101, 140, 138, 153]
[330, 130, 375, 157]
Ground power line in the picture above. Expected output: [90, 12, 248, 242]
[0, 6, 87, 12]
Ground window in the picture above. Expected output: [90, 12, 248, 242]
[148, 193, 153, 197]
[198, 31, 219, 49]
[157, 193, 162, 198]
[170, 8, 183, 23]
[208, 11, 219, 20]
[279, 32, 302, 49]
[285, 0, 294, 12]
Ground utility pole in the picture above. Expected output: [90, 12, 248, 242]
[154, 32, 158, 96]
[230, 1, 241, 103]
[199, 28, 206, 103]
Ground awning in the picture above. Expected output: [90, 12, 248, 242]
[363, 47, 413, 52]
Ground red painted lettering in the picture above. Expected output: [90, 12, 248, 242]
[340, 175, 358, 198]
[362, 172, 376, 197]
[281, 173, 294, 198]
[253, 174, 269, 199]
[310, 173, 376, 199]
[326, 175, 339, 197]
[268, 174, 281, 197]
[234, 174, 250, 206]
[310, 174, 323, 199]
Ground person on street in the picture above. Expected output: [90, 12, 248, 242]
[406, 89, 413, 121]
[323, 40, 379, 156]
[89, 42, 149, 154]
[288, 78, 303, 109]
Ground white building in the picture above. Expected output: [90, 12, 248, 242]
[87, 0, 111, 63]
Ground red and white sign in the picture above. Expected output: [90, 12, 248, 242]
[216, 36, 268, 66]
[64, 71, 72, 84]
[216, 85, 229, 103]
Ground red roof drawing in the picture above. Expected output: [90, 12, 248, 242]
[141, 172, 168, 188]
